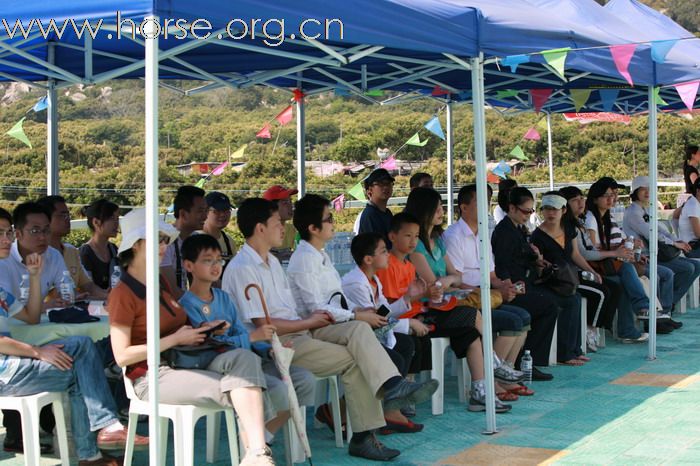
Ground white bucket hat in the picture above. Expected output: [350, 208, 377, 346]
[540, 194, 568, 210]
[631, 176, 650, 195]
[118, 208, 179, 254]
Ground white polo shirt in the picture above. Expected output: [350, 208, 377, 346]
[222, 243, 301, 323]
[0, 242, 68, 300]
[443, 218, 494, 287]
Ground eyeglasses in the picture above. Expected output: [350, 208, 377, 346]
[54, 212, 71, 220]
[0, 229, 14, 240]
[198, 258, 225, 267]
[322, 214, 334, 224]
[371, 181, 393, 188]
[159, 235, 172, 245]
[517, 207, 535, 215]
[24, 227, 51, 237]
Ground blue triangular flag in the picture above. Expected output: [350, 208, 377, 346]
[424, 116, 445, 140]
[599, 89, 620, 112]
[651, 39, 678, 64]
[457, 91, 472, 101]
[334, 87, 350, 96]
[32, 96, 48, 112]
[501, 54, 530, 73]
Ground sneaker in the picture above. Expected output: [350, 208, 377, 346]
[586, 328, 598, 353]
[494, 364, 525, 384]
[384, 378, 439, 411]
[637, 309, 670, 320]
[348, 432, 400, 461]
[621, 332, 649, 344]
[240, 446, 275, 466]
[468, 388, 512, 413]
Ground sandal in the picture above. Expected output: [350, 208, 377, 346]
[497, 391, 519, 402]
[560, 359, 585, 366]
[507, 384, 535, 396]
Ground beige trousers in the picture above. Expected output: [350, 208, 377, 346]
[280, 321, 400, 432]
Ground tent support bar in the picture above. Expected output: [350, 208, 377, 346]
[446, 100, 454, 226]
[547, 113, 554, 190]
[647, 86, 658, 360]
[144, 15, 162, 464]
[296, 82, 306, 196]
[46, 42, 58, 195]
[471, 55, 497, 434]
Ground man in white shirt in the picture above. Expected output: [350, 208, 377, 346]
[223, 197, 433, 461]
[161, 185, 208, 296]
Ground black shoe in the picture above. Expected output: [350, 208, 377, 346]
[3, 437, 54, 455]
[383, 378, 438, 410]
[349, 432, 400, 461]
[531, 367, 554, 381]
[643, 321, 674, 334]
[669, 318, 683, 329]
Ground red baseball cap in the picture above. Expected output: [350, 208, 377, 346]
[262, 185, 299, 201]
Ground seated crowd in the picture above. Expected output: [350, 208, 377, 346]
[0, 170, 693, 465]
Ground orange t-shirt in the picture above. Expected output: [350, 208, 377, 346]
[376, 254, 422, 318]
[108, 272, 188, 379]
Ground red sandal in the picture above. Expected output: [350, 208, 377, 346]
[497, 391, 519, 402]
[507, 385, 535, 396]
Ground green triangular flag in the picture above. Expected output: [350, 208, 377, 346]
[570, 89, 592, 112]
[496, 89, 520, 99]
[364, 90, 384, 97]
[347, 181, 366, 201]
[406, 132, 429, 147]
[5, 117, 31, 148]
[541, 47, 570, 80]
[195, 178, 206, 188]
[653, 86, 668, 106]
[510, 145, 528, 161]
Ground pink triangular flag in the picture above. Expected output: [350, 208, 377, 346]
[675, 81, 700, 111]
[379, 155, 397, 170]
[211, 161, 229, 176]
[530, 89, 552, 113]
[274, 105, 293, 126]
[609, 44, 637, 86]
[524, 127, 541, 141]
[256, 123, 272, 139]
[332, 194, 345, 212]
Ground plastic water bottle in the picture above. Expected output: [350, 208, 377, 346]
[520, 350, 533, 386]
[59, 270, 75, 305]
[110, 265, 121, 289]
[18, 274, 29, 305]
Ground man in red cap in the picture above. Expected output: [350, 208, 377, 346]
[262, 185, 298, 262]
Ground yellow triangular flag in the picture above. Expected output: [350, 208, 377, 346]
[5, 117, 31, 148]
[537, 118, 548, 130]
[541, 47, 570, 80]
[570, 89, 592, 112]
[510, 145, 528, 161]
[231, 144, 247, 159]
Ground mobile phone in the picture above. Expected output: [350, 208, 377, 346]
[203, 321, 227, 336]
[377, 305, 391, 317]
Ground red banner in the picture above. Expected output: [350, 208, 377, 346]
[562, 112, 631, 125]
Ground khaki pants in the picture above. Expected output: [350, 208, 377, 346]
[280, 321, 400, 432]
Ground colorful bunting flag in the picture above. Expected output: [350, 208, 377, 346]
[292, 88, 305, 102]
[496, 89, 520, 99]
[599, 89, 620, 112]
[541, 48, 570, 80]
[537, 118, 549, 130]
[211, 161, 229, 176]
[653, 87, 668, 107]
[256, 123, 272, 139]
[492, 160, 512, 179]
[379, 155, 397, 171]
[651, 39, 678, 64]
[334, 87, 350, 96]
[347, 182, 366, 201]
[195, 178, 206, 188]
[501, 54, 530, 73]
[431, 85, 451, 96]
[570, 89, 592, 112]
[530, 89, 552, 113]
[405, 133, 429, 147]
[32, 96, 48, 112]
[231, 144, 247, 159]
[510, 145, 528, 161]
[424, 116, 445, 140]
[364, 90, 384, 97]
[275, 105, 293, 126]
[524, 127, 541, 141]
[456, 91, 472, 101]
[674, 81, 700, 111]
[332, 194, 345, 212]
[5, 117, 31, 148]
[609, 44, 637, 86]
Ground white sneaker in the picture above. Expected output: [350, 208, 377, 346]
[586, 328, 598, 352]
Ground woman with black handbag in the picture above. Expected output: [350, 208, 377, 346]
[530, 193, 587, 366]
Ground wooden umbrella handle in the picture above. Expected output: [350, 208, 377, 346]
[244, 283, 271, 325]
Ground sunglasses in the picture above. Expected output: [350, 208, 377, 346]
[517, 207, 536, 215]
[159, 234, 172, 245]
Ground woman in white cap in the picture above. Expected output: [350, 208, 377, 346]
[624, 176, 699, 323]
[107, 209, 276, 466]
[531, 193, 588, 365]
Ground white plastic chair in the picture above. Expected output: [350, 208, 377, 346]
[580, 297, 588, 355]
[430, 337, 470, 415]
[313, 375, 346, 447]
[548, 321, 558, 366]
[0, 392, 70, 466]
[122, 370, 239, 466]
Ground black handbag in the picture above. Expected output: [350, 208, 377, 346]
[657, 243, 681, 262]
[163, 339, 228, 370]
[536, 263, 580, 296]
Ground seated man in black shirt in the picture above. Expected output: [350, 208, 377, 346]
[354, 169, 395, 245]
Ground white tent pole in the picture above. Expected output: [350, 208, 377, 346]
[144, 15, 162, 464]
[446, 99, 454, 225]
[296, 83, 306, 196]
[647, 86, 658, 360]
[46, 42, 59, 195]
[471, 55, 497, 434]
[547, 112, 554, 191]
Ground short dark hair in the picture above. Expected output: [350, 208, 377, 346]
[508, 187, 534, 207]
[236, 198, 278, 238]
[82, 199, 119, 232]
[559, 186, 583, 201]
[389, 212, 420, 234]
[0, 207, 12, 225]
[350, 232, 384, 266]
[36, 195, 66, 217]
[497, 179, 518, 212]
[13, 202, 50, 230]
[293, 194, 329, 241]
[181, 234, 221, 262]
[457, 184, 478, 206]
[409, 172, 432, 189]
[686, 144, 699, 161]
[173, 185, 205, 219]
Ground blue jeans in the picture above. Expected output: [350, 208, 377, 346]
[661, 256, 700, 306]
[606, 274, 643, 339]
[0, 336, 118, 459]
[646, 264, 674, 312]
[493, 304, 532, 335]
[618, 262, 650, 312]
